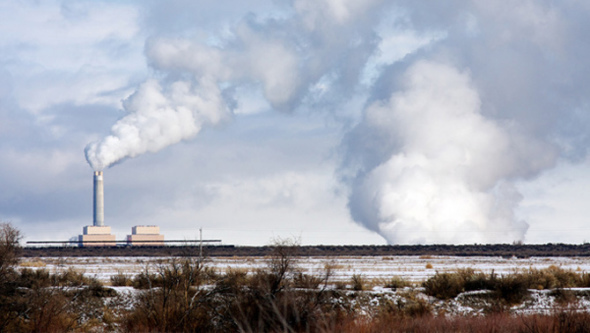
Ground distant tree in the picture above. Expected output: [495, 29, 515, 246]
[0, 222, 22, 280]
[0, 222, 23, 331]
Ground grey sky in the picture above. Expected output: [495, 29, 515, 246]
[2, 0, 590, 245]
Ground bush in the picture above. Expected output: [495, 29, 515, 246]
[494, 274, 529, 305]
[351, 274, 365, 291]
[123, 257, 214, 332]
[0, 222, 21, 282]
[132, 270, 161, 289]
[293, 272, 323, 289]
[386, 276, 412, 290]
[423, 272, 465, 299]
[378, 290, 432, 319]
[216, 267, 249, 294]
[52, 267, 98, 287]
[17, 268, 51, 289]
[110, 272, 132, 286]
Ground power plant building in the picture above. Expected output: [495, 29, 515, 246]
[79, 225, 116, 247]
[78, 171, 165, 247]
[127, 225, 164, 246]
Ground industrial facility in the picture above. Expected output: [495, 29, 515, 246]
[78, 171, 164, 247]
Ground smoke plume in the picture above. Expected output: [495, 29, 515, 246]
[84, 0, 383, 170]
[345, 61, 552, 244]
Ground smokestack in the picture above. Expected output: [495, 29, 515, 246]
[93, 171, 104, 227]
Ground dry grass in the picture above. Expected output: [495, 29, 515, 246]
[385, 276, 413, 289]
[422, 266, 590, 307]
[20, 260, 47, 267]
[332, 311, 590, 333]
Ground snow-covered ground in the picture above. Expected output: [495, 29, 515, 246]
[19, 255, 590, 285]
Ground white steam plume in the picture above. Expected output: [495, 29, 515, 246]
[346, 61, 552, 244]
[85, 78, 229, 170]
[84, 0, 384, 170]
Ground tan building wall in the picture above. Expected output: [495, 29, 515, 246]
[127, 234, 165, 246]
[79, 234, 116, 247]
[83, 225, 112, 235]
[132, 225, 160, 235]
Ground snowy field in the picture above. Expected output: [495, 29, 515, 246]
[19, 255, 590, 285]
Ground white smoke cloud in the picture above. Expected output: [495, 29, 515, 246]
[85, 1, 386, 170]
[85, 78, 229, 170]
[346, 60, 552, 244]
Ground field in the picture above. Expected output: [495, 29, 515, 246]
[18, 255, 590, 284]
[9, 229, 590, 332]
[17, 254, 590, 318]
[6, 243, 590, 331]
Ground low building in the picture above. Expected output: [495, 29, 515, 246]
[127, 225, 164, 246]
[79, 225, 116, 247]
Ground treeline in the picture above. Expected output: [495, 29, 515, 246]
[23, 242, 590, 258]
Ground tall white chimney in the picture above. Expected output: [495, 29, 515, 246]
[93, 171, 104, 227]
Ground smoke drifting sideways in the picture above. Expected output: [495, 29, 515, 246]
[84, 1, 383, 171]
[85, 78, 230, 171]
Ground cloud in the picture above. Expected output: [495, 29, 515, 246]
[0, 0, 144, 113]
[3, 0, 590, 246]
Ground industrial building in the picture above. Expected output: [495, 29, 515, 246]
[78, 225, 116, 247]
[78, 171, 165, 247]
[127, 225, 165, 246]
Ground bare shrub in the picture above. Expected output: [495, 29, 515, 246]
[334, 281, 348, 290]
[550, 288, 577, 305]
[0, 222, 22, 281]
[217, 267, 249, 294]
[52, 267, 99, 287]
[377, 291, 432, 320]
[351, 274, 365, 291]
[122, 257, 215, 332]
[553, 309, 590, 332]
[293, 272, 322, 289]
[386, 276, 412, 290]
[424, 269, 531, 304]
[208, 237, 343, 333]
[266, 237, 299, 295]
[132, 269, 159, 289]
[423, 272, 465, 299]
[1, 259, 113, 332]
[494, 274, 529, 305]
[110, 271, 132, 286]
[23, 287, 80, 332]
[17, 268, 51, 288]
[462, 269, 494, 292]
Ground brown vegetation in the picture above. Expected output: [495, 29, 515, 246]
[6, 224, 590, 332]
[423, 266, 590, 306]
